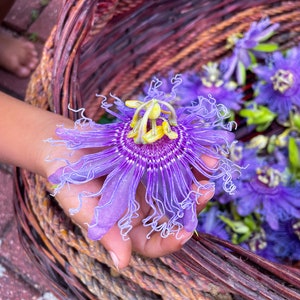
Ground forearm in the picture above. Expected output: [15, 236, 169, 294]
[0, 91, 73, 177]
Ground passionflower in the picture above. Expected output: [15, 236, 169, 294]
[197, 205, 229, 241]
[196, 62, 243, 111]
[48, 75, 240, 241]
[223, 17, 279, 85]
[253, 47, 300, 123]
[146, 65, 243, 111]
[255, 220, 300, 263]
[232, 145, 300, 230]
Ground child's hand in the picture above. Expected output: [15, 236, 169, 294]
[0, 92, 217, 270]
[49, 150, 216, 270]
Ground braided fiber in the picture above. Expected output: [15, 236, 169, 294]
[16, 0, 300, 299]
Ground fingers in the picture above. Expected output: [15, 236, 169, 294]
[53, 180, 133, 270]
[201, 154, 219, 169]
[51, 155, 217, 270]
[128, 179, 215, 259]
[129, 225, 193, 258]
[100, 225, 132, 270]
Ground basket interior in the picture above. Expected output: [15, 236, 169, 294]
[18, 1, 300, 299]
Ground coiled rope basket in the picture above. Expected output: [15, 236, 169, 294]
[14, 0, 300, 299]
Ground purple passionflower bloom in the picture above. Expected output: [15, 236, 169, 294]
[197, 205, 229, 241]
[253, 47, 300, 123]
[180, 64, 243, 111]
[223, 17, 279, 85]
[146, 65, 243, 111]
[232, 144, 300, 230]
[255, 220, 300, 263]
[48, 75, 240, 241]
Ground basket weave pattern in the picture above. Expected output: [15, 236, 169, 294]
[16, 1, 300, 299]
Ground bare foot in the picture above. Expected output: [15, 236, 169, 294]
[0, 32, 39, 78]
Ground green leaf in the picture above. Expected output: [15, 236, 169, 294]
[288, 137, 300, 171]
[219, 216, 250, 234]
[244, 215, 257, 231]
[248, 51, 257, 65]
[237, 60, 246, 85]
[239, 105, 276, 131]
[252, 43, 278, 52]
[292, 113, 300, 130]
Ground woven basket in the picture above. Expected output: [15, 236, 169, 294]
[14, 1, 300, 299]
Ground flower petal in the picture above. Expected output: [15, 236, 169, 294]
[88, 162, 144, 240]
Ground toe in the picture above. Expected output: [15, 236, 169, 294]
[16, 66, 31, 78]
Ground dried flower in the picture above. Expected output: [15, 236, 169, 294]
[48, 75, 240, 240]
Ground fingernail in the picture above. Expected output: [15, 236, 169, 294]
[109, 251, 119, 271]
[180, 232, 193, 246]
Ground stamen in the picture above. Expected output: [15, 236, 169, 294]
[201, 62, 224, 87]
[125, 98, 178, 144]
[293, 221, 300, 239]
[226, 33, 243, 49]
[249, 229, 267, 252]
[256, 167, 281, 187]
[271, 69, 294, 93]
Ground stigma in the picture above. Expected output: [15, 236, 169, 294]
[271, 69, 294, 93]
[125, 98, 178, 144]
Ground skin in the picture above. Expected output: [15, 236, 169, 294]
[0, 0, 39, 78]
[0, 92, 216, 269]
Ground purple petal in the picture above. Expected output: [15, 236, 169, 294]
[88, 164, 143, 240]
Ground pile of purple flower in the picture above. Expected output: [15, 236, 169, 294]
[188, 18, 300, 265]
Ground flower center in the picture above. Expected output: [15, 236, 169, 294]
[125, 98, 178, 144]
[256, 166, 281, 188]
[271, 69, 294, 93]
[226, 33, 243, 49]
[248, 229, 267, 252]
[201, 62, 224, 88]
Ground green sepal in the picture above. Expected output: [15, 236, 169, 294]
[237, 60, 246, 85]
[97, 113, 115, 124]
[219, 216, 250, 234]
[288, 136, 300, 176]
[248, 51, 257, 65]
[252, 43, 278, 52]
[292, 113, 300, 130]
[239, 105, 277, 132]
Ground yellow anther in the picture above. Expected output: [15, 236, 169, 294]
[162, 120, 178, 140]
[143, 126, 164, 144]
[125, 100, 143, 108]
[226, 33, 243, 49]
[127, 130, 138, 138]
